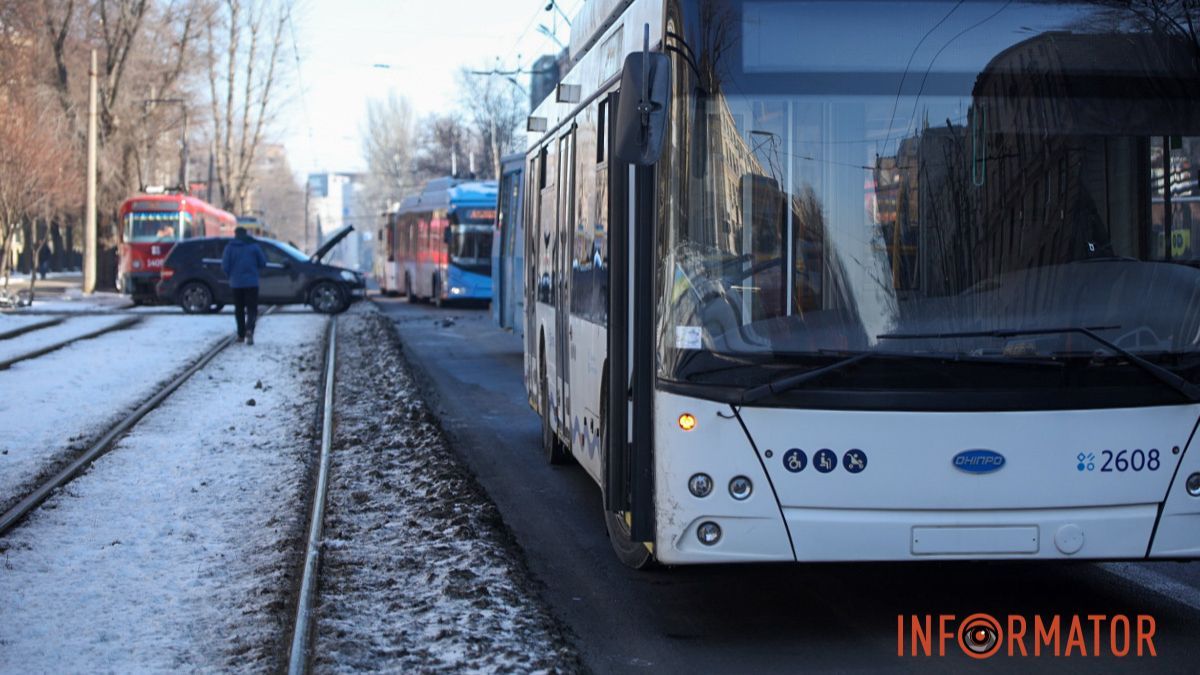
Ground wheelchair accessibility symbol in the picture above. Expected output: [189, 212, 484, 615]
[783, 448, 807, 473]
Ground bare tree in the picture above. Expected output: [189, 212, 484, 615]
[248, 143, 305, 245]
[412, 112, 472, 180]
[0, 96, 77, 298]
[361, 92, 417, 212]
[455, 68, 527, 179]
[42, 2, 196, 169]
[204, 0, 292, 214]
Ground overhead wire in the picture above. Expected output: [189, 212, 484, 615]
[287, 8, 320, 170]
[494, 0, 584, 84]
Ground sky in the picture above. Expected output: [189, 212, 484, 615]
[281, 0, 586, 176]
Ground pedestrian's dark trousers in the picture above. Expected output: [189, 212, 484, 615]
[232, 286, 259, 338]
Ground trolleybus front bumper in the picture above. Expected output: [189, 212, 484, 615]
[653, 392, 1200, 564]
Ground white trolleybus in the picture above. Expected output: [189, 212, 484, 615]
[524, 0, 1200, 568]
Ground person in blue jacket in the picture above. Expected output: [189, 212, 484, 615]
[221, 227, 267, 345]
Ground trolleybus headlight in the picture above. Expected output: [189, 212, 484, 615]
[688, 473, 713, 498]
[1187, 472, 1200, 497]
[677, 413, 697, 431]
[697, 521, 722, 546]
[729, 476, 753, 501]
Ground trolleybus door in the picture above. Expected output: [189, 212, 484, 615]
[605, 89, 656, 543]
[556, 130, 576, 436]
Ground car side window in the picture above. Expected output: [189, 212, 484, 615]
[262, 244, 289, 265]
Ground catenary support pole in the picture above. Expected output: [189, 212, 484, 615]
[83, 49, 98, 294]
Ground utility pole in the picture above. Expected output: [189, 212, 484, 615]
[206, 147, 215, 204]
[304, 181, 311, 251]
[180, 107, 190, 192]
[84, 49, 98, 295]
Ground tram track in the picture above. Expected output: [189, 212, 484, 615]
[0, 317, 65, 341]
[285, 316, 337, 675]
[0, 308, 277, 536]
[0, 316, 142, 371]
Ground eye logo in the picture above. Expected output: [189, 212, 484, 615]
[958, 614, 1003, 659]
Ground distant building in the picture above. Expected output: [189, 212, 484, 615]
[306, 172, 369, 271]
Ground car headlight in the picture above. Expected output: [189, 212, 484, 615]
[339, 270, 356, 282]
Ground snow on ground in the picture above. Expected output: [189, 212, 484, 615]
[27, 289, 132, 309]
[0, 316, 232, 513]
[128, 303, 308, 315]
[21, 291, 133, 313]
[0, 313, 327, 672]
[0, 314, 55, 336]
[313, 305, 579, 673]
[0, 314, 133, 363]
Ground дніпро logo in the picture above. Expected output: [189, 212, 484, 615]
[953, 449, 1006, 474]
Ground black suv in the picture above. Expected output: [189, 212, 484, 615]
[156, 226, 365, 314]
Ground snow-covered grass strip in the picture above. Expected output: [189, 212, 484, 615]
[0, 314, 327, 672]
[312, 305, 578, 673]
[0, 316, 232, 512]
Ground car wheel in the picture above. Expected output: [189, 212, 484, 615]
[179, 282, 214, 314]
[310, 281, 347, 314]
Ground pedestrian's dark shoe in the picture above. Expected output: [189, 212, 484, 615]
[246, 331, 254, 346]
[237, 335, 245, 343]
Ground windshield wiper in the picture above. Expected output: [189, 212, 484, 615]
[740, 353, 874, 404]
[877, 326, 1200, 402]
[736, 349, 1067, 404]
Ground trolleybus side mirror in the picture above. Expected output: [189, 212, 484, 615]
[614, 31, 671, 166]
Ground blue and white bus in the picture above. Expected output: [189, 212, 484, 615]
[525, 0, 1200, 568]
[394, 178, 497, 306]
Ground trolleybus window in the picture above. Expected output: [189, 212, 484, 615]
[658, 0, 1200, 404]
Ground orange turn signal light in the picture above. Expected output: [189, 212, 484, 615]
[678, 413, 697, 431]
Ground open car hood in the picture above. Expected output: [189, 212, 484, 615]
[312, 225, 354, 262]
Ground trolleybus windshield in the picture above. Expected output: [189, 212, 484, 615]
[449, 208, 496, 270]
[659, 0, 1200, 403]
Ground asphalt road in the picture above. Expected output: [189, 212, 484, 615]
[378, 298, 1200, 674]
